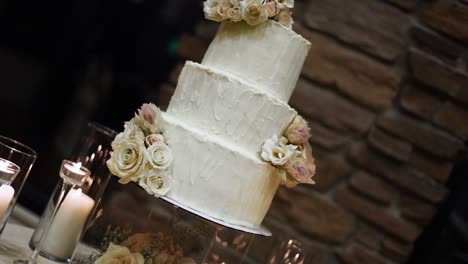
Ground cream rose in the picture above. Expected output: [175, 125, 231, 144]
[138, 169, 172, 197]
[138, 103, 163, 134]
[277, 8, 293, 28]
[204, 0, 224, 22]
[285, 115, 311, 144]
[95, 243, 144, 264]
[241, 0, 269, 26]
[107, 139, 147, 184]
[275, 0, 294, 9]
[227, 6, 242, 22]
[146, 143, 172, 170]
[145, 133, 166, 146]
[112, 122, 145, 149]
[261, 135, 296, 166]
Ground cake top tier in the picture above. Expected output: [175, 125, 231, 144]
[202, 20, 310, 102]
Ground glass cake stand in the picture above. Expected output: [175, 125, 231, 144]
[74, 177, 271, 264]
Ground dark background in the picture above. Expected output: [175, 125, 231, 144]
[0, 0, 203, 212]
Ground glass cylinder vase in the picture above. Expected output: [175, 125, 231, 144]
[29, 122, 116, 262]
[0, 135, 37, 235]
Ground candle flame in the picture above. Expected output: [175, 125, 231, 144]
[72, 162, 82, 171]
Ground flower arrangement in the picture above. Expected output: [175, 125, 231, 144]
[95, 233, 196, 264]
[107, 103, 173, 197]
[203, 0, 294, 28]
[261, 115, 316, 187]
[75, 227, 196, 264]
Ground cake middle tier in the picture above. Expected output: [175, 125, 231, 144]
[168, 61, 297, 154]
[162, 113, 281, 228]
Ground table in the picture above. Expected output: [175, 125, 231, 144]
[0, 222, 58, 263]
[0, 205, 98, 264]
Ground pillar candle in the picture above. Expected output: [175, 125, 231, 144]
[42, 188, 95, 259]
[0, 185, 15, 220]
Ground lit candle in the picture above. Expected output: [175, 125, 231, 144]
[0, 158, 20, 184]
[0, 185, 15, 220]
[60, 161, 90, 186]
[41, 188, 95, 259]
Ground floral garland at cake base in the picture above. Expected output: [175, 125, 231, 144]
[106, 103, 173, 197]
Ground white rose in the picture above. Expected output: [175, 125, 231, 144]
[227, 7, 242, 22]
[138, 103, 163, 134]
[95, 243, 144, 264]
[145, 133, 166, 146]
[275, 0, 294, 9]
[241, 0, 269, 26]
[204, 0, 224, 22]
[107, 139, 147, 184]
[147, 143, 172, 170]
[138, 169, 172, 197]
[112, 122, 145, 149]
[261, 135, 296, 166]
[277, 8, 293, 28]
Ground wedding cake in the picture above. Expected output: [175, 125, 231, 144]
[107, 0, 315, 231]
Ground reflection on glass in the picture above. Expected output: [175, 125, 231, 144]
[268, 238, 305, 264]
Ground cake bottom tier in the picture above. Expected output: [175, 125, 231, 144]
[162, 113, 281, 228]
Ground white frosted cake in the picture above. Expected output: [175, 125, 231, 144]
[107, 0, 316, 231]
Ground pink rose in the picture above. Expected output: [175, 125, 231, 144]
[217, 0, 231, 18]
[140, 104, 157, 123]
[145, 134, 166, 146]
[282, 142, 315, 187]
[303, 142, 316, 176]
[138, 103, 163, 133]
[285, 115, 311, 144]
[264, 2, 279, 17]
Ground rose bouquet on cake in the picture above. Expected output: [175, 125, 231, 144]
[106, 103, 174, 197]
[261, 115, 316, 187]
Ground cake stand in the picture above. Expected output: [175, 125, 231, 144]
[75, 178, 270, 263]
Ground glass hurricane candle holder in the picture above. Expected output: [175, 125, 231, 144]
[15, 160, 91, 264]
[29, 122, 116, 263]
[0, 135, 37, 235]
[0, 158, 20, 223]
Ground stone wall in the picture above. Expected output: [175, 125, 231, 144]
[159, 0, 468, 263]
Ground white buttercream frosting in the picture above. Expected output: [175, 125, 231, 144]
[202, 20, 311, 102]
[168, 61, 297, 154]
[162, 113, 281, 228]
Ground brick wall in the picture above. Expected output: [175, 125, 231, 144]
[159, 0, 468, 263]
